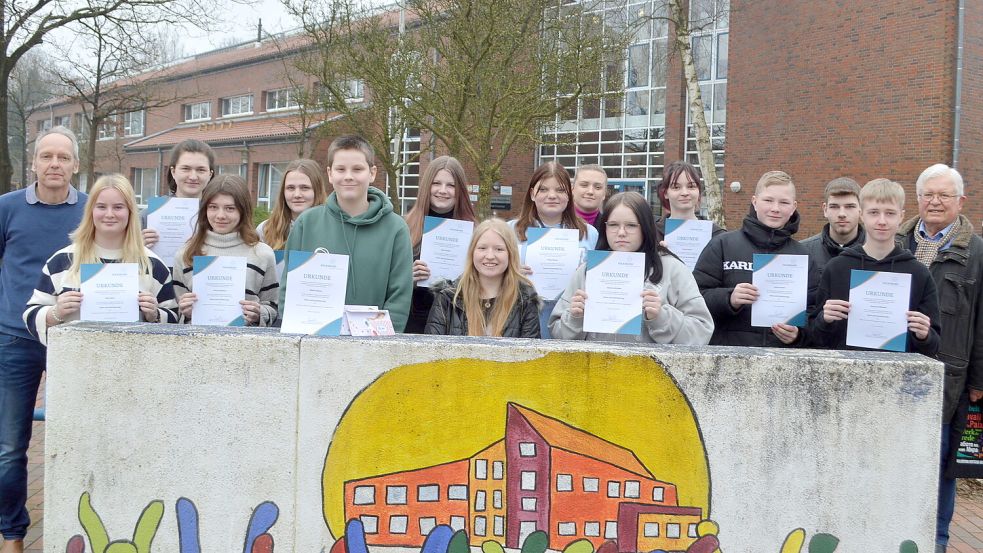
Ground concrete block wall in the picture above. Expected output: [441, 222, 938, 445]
[45, 323, 943, 552]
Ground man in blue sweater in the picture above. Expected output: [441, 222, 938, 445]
[0, 126, 86, 553]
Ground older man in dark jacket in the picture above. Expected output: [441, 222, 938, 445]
[896, 164, 983, 553]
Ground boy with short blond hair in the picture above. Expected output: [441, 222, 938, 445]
[694, 170, 820, 346]
[280, 134, 413, 331]
[809, 178, 939, 352]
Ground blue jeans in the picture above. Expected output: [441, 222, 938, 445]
[539, 299, 557, 339]
[937, 422, 957, 546]
[0, 333, 45, 541]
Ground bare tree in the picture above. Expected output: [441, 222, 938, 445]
[7, 49, 56, 188]
[664, 0, 727, 227]
[0, 0, 218, 193]
[52, 17, 198, 185]
[289, 0, 421, 214]
[290, 0, 629, 218]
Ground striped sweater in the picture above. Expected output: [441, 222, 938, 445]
[23, 243, 179, 345]
[172, 230, 279, 326]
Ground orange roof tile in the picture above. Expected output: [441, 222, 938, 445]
[510, 403, 655, 479]
[124, 112, 338, 150]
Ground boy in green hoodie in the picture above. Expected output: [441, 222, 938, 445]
[280, 135, 413, 331]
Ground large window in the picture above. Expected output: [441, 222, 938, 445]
[184, 102, 211, 122]
[54, 115, 72, 128]
[132, 167, 158, 206]
[540, 0, 671, 211]
[221, 94, 254, 117]
[266, 88, 300, 111]
[258, 162, 288, 209]
[217, 164, 247, 179]
[123, 110, 145, 137]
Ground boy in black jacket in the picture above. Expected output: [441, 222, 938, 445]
[809, 179, 940, 353]
[694, 171, 820, 346]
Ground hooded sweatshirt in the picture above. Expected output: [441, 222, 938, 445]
[693, 207, 820, 346]
[279, 187, 413, 331]
[808, 245, 940, 354]
[801, 223, 867, 277]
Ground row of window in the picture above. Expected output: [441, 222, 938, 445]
[642, 521, 699, 540]
[37, 110, 144, 139]
[353, 483, 469, 506]
[181, 80, 365, 123]
[359, 514, 506, 538]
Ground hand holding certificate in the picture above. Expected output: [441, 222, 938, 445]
[146, 197, 198, 266]
[280, 251, 349, 336]
[583, 250, 645, 334]
[846, 270, 912, 351]
[191, 256, 247, 326]
[80, 263, 140, 322]
[524, 228, 582, 301]
[419, 216, 474, 287]
[664, 218, 713, 270]
[751, 254, 809, 327]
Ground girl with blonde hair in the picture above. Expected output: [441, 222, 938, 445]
[403, 156, 477, 333]
[257, 158, 328, 250]
[24, 174, 178, 344]
[425, 218, 540, 337]
[173, 175, 278, 326]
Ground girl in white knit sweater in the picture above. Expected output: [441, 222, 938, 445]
[172, 175, 279, 326]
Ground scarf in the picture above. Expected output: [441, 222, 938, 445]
[912, 217, 961, 267]
[575, 205, 600, 226]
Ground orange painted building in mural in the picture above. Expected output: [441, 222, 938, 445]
[343, 403, 703, 552]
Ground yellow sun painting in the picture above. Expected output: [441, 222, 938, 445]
[321, 351, 710, 539]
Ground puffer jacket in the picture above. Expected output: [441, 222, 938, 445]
[424, 279, 542, 338]
[693, 206, 820, 347]
[897, 214, 983, 423]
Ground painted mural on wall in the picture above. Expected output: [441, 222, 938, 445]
[320, 352, 921, 553]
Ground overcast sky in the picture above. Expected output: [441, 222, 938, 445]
[187, 0, 300, 54]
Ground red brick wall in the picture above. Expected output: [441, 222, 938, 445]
[957, 0, 983, 230]
[727, 0, 959, 237]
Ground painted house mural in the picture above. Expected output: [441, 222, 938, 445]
[344, 403, 702, 552]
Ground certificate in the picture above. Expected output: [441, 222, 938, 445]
[419, 216, 474, 287]
[583, 250, 645, 334]
[664, 218, 713, 270]
[280, 251, 349, 336]
[524, 228, 582, 300]
[751, 254, 809, 327]
[191, 256, 247, 326]
[846, 270, 912, 351]
[79, 263, 139, 322]
[146, 197, 198, 266]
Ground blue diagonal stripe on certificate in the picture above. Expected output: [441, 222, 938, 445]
[616, 313, 643, 335]
[145, 196, 170, 215]
[80, 263, 107, 283]
[193, 256, 217, 274]
[752, 253, 777, 272]
[274, 250, 286, 265]
[664, 218, 684, 234]
[229, 315, 246, 327]
[423, 216, 445, 234]
[526, 227, 549, 246]
[586, 250, 612, 271]
[287, 250, 316, 272]
[315, 317, 343, 336]
[850, 269, 880, 288]
[786, 310, 807, 327]
[880, 332, 908, 352]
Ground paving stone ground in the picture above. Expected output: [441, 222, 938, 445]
[7, 377, 983, 553]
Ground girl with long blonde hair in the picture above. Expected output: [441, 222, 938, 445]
[424, 218, 540, 337]
[24, 174, 178, 344]
[257, 159, 328, 250]
[403, 156, 477, 333]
